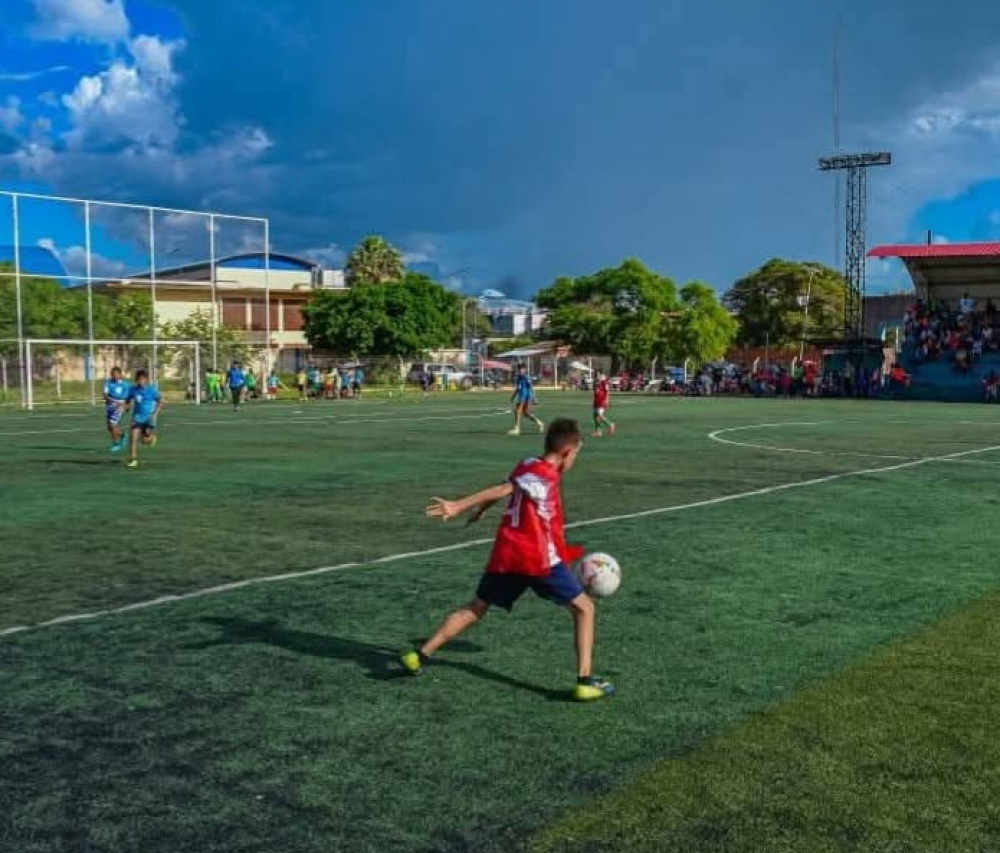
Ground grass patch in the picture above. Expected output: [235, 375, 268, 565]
[3, 396, 1000, 852]
[532, 591, 1000, 853]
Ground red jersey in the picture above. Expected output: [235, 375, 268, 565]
[485, 457, 577, 576]
[593, 378, 610, 409]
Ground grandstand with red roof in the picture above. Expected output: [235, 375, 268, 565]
[868, 242, 1000, 401]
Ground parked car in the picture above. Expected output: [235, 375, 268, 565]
[406, 362, 473, 390]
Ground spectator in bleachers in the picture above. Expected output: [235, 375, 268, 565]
[984, 370, 999, 403]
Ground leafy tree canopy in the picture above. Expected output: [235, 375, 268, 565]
[303, 272, 462, 358]
[344, 236, 405, 287]
[535, 259, 735, 369]
[723, 259, 846, 347]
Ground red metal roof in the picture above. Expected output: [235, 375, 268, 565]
[868, 242, 1000, 259]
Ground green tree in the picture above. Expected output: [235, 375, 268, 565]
[160, 309, 261, 372]
[344, 236, 405, 287]
[536, 259, 680, 370]
[303, 272, 461, 359]
[723, 259, 846, 347]
[671, 282, 738, 363]
[0, 263, 90, 355]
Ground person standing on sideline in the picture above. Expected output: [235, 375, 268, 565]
[226, 362, 246, 411]
[245, 367, 258, 401]
[266, 368, 284, 401]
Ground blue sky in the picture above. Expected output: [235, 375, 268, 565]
[3, 0, 1000, 294]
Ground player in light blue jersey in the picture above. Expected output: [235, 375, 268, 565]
[103, 366, 132, 453]
[126, 369, 163, 469]
[508, 364, 544, 436]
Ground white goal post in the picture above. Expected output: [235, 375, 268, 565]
[24, 338, 201, 411]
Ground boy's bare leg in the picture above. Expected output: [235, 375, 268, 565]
[568, 594, 595, 678]
[420, 599, 490, 657]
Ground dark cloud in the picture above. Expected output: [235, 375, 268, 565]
[6, 0, 1000, 296]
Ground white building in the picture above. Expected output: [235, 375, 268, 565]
[477, 289, 547, 336]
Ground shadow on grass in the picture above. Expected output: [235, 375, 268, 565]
[192, 616, 569, 701]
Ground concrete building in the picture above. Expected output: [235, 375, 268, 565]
[89, 252, 345, 370]
[476, 289, 547, 336]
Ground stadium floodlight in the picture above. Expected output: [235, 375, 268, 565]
[818, 152, 892, 171]
[817, 150, 892, 352]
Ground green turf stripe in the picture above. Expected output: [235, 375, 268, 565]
[531, 593, 1000, 853]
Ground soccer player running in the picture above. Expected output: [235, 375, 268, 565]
[591, 371, 616, 438]
[508, 364, 544, 436]
[125, 369, 162, 469]
[226, 361, 246, 411]
[401, 418, 614, 701]
[103, 366, 131, 453]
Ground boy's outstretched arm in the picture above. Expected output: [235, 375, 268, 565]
[426, 482, 513, 522]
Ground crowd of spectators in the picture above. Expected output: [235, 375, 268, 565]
[905, 294, 1000, 374]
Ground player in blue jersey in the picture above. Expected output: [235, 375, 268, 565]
[103, 366, 132, 453]
[508, 364, 544, 436]
[126, 370, 162, 469]
[226, 362, 246, 411]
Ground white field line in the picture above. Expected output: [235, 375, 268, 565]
[708, 422, 916, 460]
[4, 438, 1000, 639]
[0, 406, 512, 438]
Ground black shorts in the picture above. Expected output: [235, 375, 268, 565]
[475, 563, 584, 611]
[231, 387, 243, 404]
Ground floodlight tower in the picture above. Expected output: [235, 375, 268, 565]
[818, 151, 891, 357]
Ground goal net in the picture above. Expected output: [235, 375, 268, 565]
[23, 338, 201, 410]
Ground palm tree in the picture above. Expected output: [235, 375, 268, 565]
[345, 236, 404, 287]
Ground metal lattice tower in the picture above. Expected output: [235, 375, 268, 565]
[818, 152, 891, 348]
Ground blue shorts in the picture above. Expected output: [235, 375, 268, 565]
[106, 404, 124, 426]
[475, 563, 584, 611]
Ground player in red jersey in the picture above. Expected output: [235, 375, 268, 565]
[591, 371, 616, 438]
[400, 418, 614, 702]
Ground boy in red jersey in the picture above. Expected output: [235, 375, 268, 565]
[400, 418, 614, 702]
[591, 371, 616, 438]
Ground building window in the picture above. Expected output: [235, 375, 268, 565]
[222, 298, 247, 328]
[284, 303, 305, 331]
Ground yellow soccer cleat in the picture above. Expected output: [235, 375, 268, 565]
[399, 649, 425, 675]
[126, 460, 139, 469]
[573, 676, 615, 702]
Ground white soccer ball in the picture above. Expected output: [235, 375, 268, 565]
[572, 552, 621, 598]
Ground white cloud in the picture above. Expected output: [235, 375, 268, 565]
[302, 244, 346, 268]
[0, 66, 72, 82]
[61, 36, 185, 149]
[868, 64, 1000, 240]
[2, 3, 276, 267]
[30, 0, 129, 44]
[37, 237, 130, 278]
[0, 97, 25, 133]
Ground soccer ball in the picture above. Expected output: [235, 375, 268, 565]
[572, 552, 621, 598]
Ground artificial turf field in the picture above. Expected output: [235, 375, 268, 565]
[3, 392, 1000, 853]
